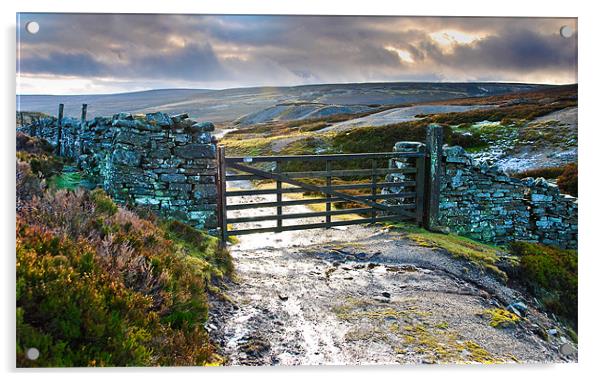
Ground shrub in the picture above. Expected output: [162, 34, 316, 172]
[16, 187, 231, 366]
[426, 101, 576, 125]
[511, 162, 577, 197]
[449, 131, 486, 149]
[557, 163, 578, 197]
[329, 121, 431, 153]
[508, 242, 577, 329]
[89, 188, 118, 216]
[16, 151, 63, 180]
[17, 224, 158, 366]
[16, 160, 44, 212]
[16, 132, 54, 154]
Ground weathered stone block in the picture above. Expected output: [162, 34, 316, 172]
[169, 183, 193, 192]
[159, 173, 187, 183]
[188, 121, 215, 133]
[115, 130, 150, 147]
[112, 148, 141, 166]
[148, 148, 172, 159]
[174, 144, 216, 159]
[146, 112, 174, 127]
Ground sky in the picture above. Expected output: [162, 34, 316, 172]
[16, 14, 577, 95]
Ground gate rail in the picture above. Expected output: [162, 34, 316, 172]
[217, 150, 428, 241]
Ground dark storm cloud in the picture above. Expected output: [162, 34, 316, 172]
[16, 14, 577, 93]
[127, 42, 225, 80]
[20, 51, 108, 76]
[20, 42, 225, 81]
[445, 28, 577, 71]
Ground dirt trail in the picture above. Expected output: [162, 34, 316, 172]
[208, 182, 577, 365]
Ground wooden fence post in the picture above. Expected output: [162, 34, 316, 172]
[217, 146, 228, 243]
[80, 103, 88, 125]
[325, 160, 332, 225]
[77, 104, 88, 160]
[424, 124, 443, 230]
[275, 159, 283, 232]
[414, 144, 426, 226]
[371, 158, 377, 223]
[56, 103, 64, 156]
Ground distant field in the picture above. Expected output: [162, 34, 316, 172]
[17, 82, 547, 124]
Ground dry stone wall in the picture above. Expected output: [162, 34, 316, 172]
[19, 111, 219, 230]
[387, 142, 578, 249]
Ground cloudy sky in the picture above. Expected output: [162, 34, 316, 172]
[16, 14, 577, 94]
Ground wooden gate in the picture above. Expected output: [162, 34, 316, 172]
[216, 148, 432, 242]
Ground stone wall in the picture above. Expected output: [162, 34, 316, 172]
[386, 142, 578, 249]
[19, 111, 219, 230]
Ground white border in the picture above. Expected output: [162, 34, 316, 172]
[2, 1, 600, 380]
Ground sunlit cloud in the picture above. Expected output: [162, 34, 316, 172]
[16, 14, 577, 94]
[429, 29, 486, 53]
[384, 46, 415, 64]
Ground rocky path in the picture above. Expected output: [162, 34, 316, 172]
[208, 185, 577, 365]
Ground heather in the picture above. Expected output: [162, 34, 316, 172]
[16, 156, 232, 367]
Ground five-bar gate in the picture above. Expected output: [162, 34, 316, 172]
[216, 147, 435, 242]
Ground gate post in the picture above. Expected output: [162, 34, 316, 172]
[80, 103, 88, 126]
[325, 160, 332, 226]
[56, 103, 64, 156]
[424, 124, 443, 230]
[275, 160, 283, 232]
[414, 144, 426, 226]
[77, 103, 88, 163]
[217, 146, 228, 243]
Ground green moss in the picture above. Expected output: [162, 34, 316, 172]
[386, 222, 507, 280]
[329, 121, 433, 153]
[435, 321, 449, 330]
[220, 134, 281, 156]
[331, 296, 512, 363]
[508, 242, 577, 329]
[517, 120, 577, 149]
[480, 308, 521, 328]
[48, 171, 82, 190]
[165, 219, 233, 277]
[398, 323, 505, 364]
[332, 297, 429, 322]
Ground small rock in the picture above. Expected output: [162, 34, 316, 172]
[509, 302, 528, 313]
[548, 328, 558, 336]
[373, 296, 390, 303]
[400, 264, 418, 272]
[507, 304, 522, 317]
[559, 343, 577, 356]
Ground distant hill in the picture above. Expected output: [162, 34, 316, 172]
[17, 82, 550, 124]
